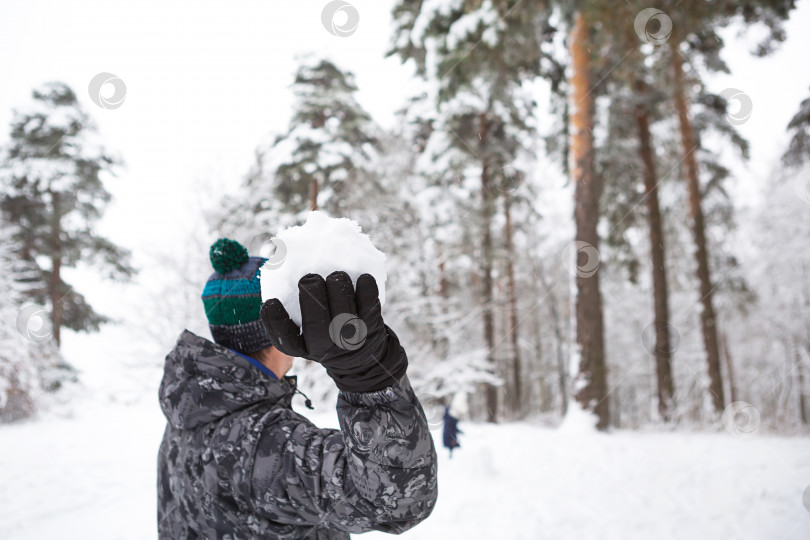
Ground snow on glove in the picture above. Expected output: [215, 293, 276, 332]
[260, 271, 408, 393]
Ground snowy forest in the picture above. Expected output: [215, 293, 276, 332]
[1, 1, 809, 539]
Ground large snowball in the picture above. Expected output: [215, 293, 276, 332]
[259, 211, 386, 327]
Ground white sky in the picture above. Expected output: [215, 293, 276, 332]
[0, 0, 420, 254]
[1, 0, 809, 367]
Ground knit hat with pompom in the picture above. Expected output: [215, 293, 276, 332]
[202, 238, 273, 354]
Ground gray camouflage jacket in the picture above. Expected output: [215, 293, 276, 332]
[158, 330, 438, 539]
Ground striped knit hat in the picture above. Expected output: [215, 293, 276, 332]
[202, 238, 273, 355]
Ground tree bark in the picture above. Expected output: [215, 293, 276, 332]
[536, 262, 567, 416]
[438, 259, 448, 299]
[309, 179, 319, 211]
[49, 192, 63, 348]
[798, 343, 808, 425]
[634, 80, 676, 422]
[479, 112, 498, 423]
[569, 11, 609, 430]
[503, 190, 522, 418]
[720, 331, 738, 403]
[671, 47, 726, 414]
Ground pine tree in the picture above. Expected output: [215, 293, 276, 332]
[777, 86, 810, 425]
[0, 221, 62, 422]
[266, 59, 379, 215]
[747, 170, 810, 426]
[783, 86, 810, 168]
[581, 1, 680, 422]
[566, 5, 609, 430]
[374, 103, 503, 404]
[592, 64, 678, 422]
[389, 0, 549, 422]
[587, 0, 789, 421]
[0, 82, 135, 348]
[658, 0, 794, 414]
[215, 66, 504, 406]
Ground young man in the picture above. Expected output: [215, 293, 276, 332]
[157, 239, 438, 539]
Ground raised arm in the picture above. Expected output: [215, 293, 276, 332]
[251, 272, 438, 533]
[249, 373, 436, 533]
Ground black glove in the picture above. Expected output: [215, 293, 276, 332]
[260, 271, 408, 393]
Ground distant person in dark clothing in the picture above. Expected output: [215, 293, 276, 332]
[442, 405, 463, 458]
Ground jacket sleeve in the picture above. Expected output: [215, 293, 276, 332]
[248, 373, 438, 534]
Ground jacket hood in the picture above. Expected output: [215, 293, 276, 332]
[159, 330, 296, 430]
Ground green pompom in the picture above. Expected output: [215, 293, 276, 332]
[209, 238, 249, 274]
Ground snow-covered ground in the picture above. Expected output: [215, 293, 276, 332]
[1, 386, 808, 540]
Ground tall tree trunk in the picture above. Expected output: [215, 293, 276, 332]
[309, 179, 319, 211]
[529, 299, 547, 413]
[634, 80, 675, 422]
[671, 47, 725, 414]
[569, 11, 609, 430]
[49, 192, 63, 348]
[479, 113, 498, 423]
[503, 190, 522, 418]
[536, 262, 568, 416]
[720, 331, 738, 403]
[438, 258, 448, 299]
[798, 343, 808, 425]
